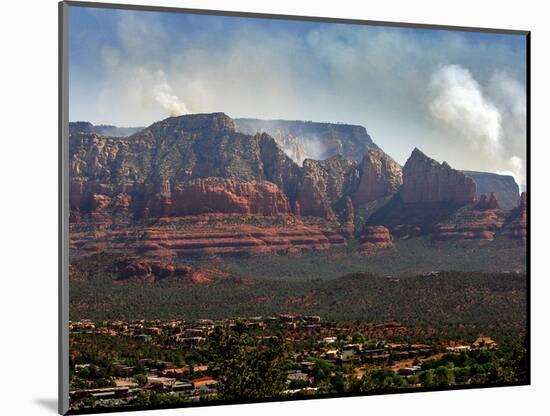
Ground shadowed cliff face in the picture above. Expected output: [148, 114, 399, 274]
[463, 171, 520, 211]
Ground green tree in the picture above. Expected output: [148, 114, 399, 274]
[209, 324, 287, 400]
[134, 373, 148, 387]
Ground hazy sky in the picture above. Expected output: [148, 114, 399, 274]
[69, 6, 527, 185]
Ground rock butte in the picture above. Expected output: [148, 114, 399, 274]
[401, 148, 476, 204]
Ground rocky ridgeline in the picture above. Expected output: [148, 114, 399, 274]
[69, 113, 400, 227]
[401, 148, 476, 204]
[69, 114, 527, 258]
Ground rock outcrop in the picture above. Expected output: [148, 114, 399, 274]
[476, 193, 499, 210]
[113, 257, 191, 281]
[433, 207, 506, 241]
[401, 148, 476, 204]
[504, 192, 527, 241]
[151, 179, 291, 217]
[360, 226, 394, 250]
[341, 196, 355, 236]
[352, 149, 402, 205]
[463, 171, 520, 211]
[298, 156, 356, 218]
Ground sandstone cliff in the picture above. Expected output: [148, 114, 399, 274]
[298, 156, 357, 218]
[352, 149, 402, 205]
[69, 113, 302, 222]
[402, 148, 476, 204]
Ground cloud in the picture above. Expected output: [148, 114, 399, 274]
[428, 64, 526, 187]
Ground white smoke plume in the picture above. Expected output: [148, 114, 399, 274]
[153, 81, 188, 117]
[428, 64, 526, 188]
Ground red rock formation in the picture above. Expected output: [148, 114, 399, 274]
[476, 193, 499, 210]
[91, 193, 112, 211]
[341, 196, 355, 236]
[113, 193, 131, 211]
[165, 179, 291, 216]
[391, 224, 423, 240]
[433, 207, 506, 241]
[504, 192, 527, 241]
[297, 177, 331, 218]
[110, 257, 216, 284]
[298, 156, 356, 218]
[293, 200, 302, 218]
[353, 149, 402, 205]
[360, 226, 394, 250]
[70, 215, 347, 258]
[401, 148, 476, 204]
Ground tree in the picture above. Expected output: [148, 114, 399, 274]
[134, 373, 148, 387]
[312, 359, 332, 388]
[209, 324, 287, 400]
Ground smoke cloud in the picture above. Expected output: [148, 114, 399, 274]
[153, 81, 188, 117]
[70, 8, 526, 182]
[428, 64, 526, 188]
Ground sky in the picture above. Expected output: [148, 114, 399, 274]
[68, 6, 527, 185]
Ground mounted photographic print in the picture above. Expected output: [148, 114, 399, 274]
[59, 1, 530, 414]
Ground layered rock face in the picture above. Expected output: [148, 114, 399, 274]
[359, 226, 394, 250]
[352, 149, 402, 205]
[401, 148, 476, 204]
[463, 171, 520, 211]
[433, 208, 506, 241]
[155, 179, 290, 217]
[235, 118, 379, 164]
[70, 217, 347, 257]
[504, 192, 527, 241]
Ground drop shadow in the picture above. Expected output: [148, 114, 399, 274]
[34, 398, 58, 413]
